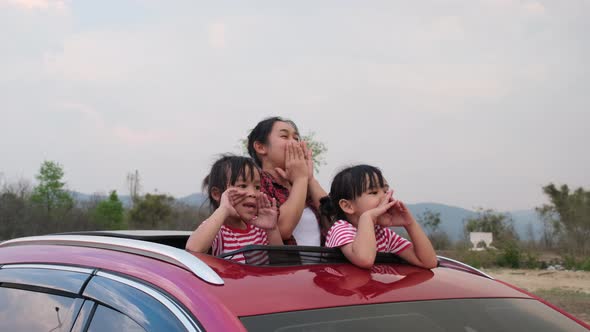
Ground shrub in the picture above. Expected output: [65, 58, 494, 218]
[497, 242, 520, 268]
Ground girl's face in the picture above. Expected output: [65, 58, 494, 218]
[261, 121, 300, 168]
[348, 176, 390, 220]
[227, 168, 262, 222]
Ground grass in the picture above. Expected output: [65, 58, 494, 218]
[532, 288, 590, 325]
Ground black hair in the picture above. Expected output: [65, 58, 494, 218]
[246, 116, 300, 166]
[320, 165, 386, 222]
[202, 154, 260, 209]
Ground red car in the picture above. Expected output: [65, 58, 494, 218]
[0, 231, 588, 331]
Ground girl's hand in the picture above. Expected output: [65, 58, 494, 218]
[379, 198, 414, 227]
[301, 141, 315, 181]
[275, 142, 309, 184]
[219, 188, 247, 218]
[250, 193, 278, 230]
[363, 190, 397, 224]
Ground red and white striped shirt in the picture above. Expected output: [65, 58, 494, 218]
[211, 223, 270, 264]
[325, 220, 412, 254]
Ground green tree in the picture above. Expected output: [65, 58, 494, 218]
[240, 131, 328, 173]
[417, 209, 441, 234]
[536, 183, 590, 255]
[93, 191, 125, 230]
[417, 209, 450, 249]
[30, 161, 73, 215]
[128, 193, 175, 229]
[464, 208, 518, 247]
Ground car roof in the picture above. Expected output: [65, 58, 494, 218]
[0, 232, 533, 318]
[193, 253, 531, 316]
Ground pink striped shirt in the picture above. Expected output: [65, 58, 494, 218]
[325, 220, 412, 254]
[211, 223, 270, 264]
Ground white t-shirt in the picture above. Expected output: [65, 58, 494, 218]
[292, 207, 320, 246]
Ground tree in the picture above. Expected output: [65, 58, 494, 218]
[30, 161, 73, 215]
[128, 193, 175, 229]
[417, 209, 441, 234]
[126, 170, 141, 206]
[417, 209, 450, 249]
[93, 191, 125, 230]
[0, 178, 32, 239]
[464, 208, 518, 248]
[240, 131, 328, 173]
[536, 183, 590, 255]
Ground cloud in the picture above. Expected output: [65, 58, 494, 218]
[429, 16, 465, 41]
[3, 0, 67, 11]
[60, 102, 105, 129]
[523, 2, 546, 15]
[113, 126, 178, 146]
[208, 22, 226, 49]
[58, 102, 179, 147]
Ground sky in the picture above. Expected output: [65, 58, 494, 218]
[0, 0, 588, 211]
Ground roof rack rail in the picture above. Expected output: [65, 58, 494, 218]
[0, 235, 224, 285]
[436, 255, 494, 279]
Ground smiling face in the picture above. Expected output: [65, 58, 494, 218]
[255, 121, 300, 170]
[227, 167, 262, 222]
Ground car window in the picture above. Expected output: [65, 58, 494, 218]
[240, 298, 588, 332]
[87, 305, 146, 332]
[0, 266, 91, 294]
[0, 287, 83, 332]
[83, 274, 190, 332]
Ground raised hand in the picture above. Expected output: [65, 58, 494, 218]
[301, 141, 315, 181]
[219, 188, 248, 219]
[250, 193, 278, 230]
[379, 196, 414, 227]
[275, 142, 309, 184]
[362, 190, 397, 224]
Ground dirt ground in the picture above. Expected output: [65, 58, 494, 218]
[487, 268, 590, 325]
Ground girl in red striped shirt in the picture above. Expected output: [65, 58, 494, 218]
[321, 165, 437, 269]
[186, 155, 283, 264]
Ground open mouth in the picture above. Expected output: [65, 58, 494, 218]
[242, 202, 257, 210]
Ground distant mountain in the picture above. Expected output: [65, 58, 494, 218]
[506, 209, 543, 241]
[406, 203, 543, 241]
[70, 191, 207, 209]
[407, 203, 475, 241]
[177, 193, 208, 207]
[70, 191, 133, 208]
[69, 191, 542, 241]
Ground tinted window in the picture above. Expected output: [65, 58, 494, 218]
[240, 298, 588, 332]
[87, 305, 146, 332]
[83, 275, 187, 332]
[0, 287, 83, 332]
[0, 267, 90, 293]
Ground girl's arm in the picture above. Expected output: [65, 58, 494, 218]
[265, 227, 284, 246]
[252, 194, 283, 246]
[340, 196, 398, 269]
[339, 215, 378, 269]
[307, 178, 328, 210]
[392, 203, 437, 269]
[185, 208, 228, 253]
[397, 218, 438, 269]
[275, 142, 309, 240]
[186, 189, 245, 253]
[302, 141, 328, 209]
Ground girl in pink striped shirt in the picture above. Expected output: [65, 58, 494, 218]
[186, 155, 283, 264]
[321, 165, 437, 269]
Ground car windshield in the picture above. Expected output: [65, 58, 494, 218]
[240, 298, 587, 332]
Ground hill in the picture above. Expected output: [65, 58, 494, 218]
[70, 192, 542, 240]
